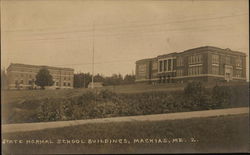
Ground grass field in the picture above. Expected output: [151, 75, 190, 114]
[2, 114, 249, 154]
[2, 82, 247, 104]
[2, 83, 186, 104]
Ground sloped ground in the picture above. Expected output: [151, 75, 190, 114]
[2, 82, 249, 124]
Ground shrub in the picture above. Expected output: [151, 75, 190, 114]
[211, 85, 232, 108]
[4, 84, 248, 124]
[183, 82, 208, 110]
[184, 81, 205, 98]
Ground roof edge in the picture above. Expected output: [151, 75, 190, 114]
[7, 63, 74, 71]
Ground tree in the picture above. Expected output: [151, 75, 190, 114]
[123, 74, 135, 84]
[211, 85, 232, 108]
[184, 81, 206, 110]
[104, 74, 123, 86]
[74, 73, 135, 87]
[35, 68, 54, 89]
[73, 73, 92, 88]
[94, 74, 105, 82]
[184, 81, 205, 98]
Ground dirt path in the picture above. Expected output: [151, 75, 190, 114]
[2, 107, 249, 134]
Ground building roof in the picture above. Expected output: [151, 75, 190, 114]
[135, 57, 156, 64]
[7, 63, 74, 71]
[180, 46, 246, 56]
[158, 52, 178, 58]
[136, 46, 247, 62]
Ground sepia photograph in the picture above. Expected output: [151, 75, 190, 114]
[1, 0, 249, 154]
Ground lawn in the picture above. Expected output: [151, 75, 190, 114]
[2, 82, 249, 124]
[2, 114, 249, 154]
[2, 83, 186, 104]
[2, 82, 248, 105]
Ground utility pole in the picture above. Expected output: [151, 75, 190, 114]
[83, 73, 85, 88]
[91, 22, 95, 89]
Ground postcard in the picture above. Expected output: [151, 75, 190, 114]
[1, 0, 249, 154]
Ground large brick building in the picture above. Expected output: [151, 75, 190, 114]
[135, 46, 247, 83]
[6, 63, 74, 89]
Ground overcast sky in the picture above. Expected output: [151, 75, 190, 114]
[1, 0, 249, 79]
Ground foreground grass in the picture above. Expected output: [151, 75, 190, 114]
[2, 114, 249, 154]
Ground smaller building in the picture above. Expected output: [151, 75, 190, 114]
[7, 63, 74, 90]
[88, 82, 104, 88]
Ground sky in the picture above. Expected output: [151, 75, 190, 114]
[1, 0, 249, 80]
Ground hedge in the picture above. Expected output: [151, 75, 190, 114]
[3, 82, 249, 124]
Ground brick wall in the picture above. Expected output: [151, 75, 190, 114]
[7, 64, 74, 89]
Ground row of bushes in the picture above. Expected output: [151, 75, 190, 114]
[5, 82, 249, 123]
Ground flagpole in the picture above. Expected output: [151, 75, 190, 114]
[91, 22, 95, 89]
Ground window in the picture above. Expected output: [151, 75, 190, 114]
[190, 56, 193, 64]
[28, 80, 32, 85]
[138, 64, 146, 75]
[164, 60, 167, 71]
[177, 57, 183, 66]
[198, 66, 202, 74]
[68, 83, 71, 86]
[194, 67, 197, 75]
[235, 70, 242, 77]
[235, 57, 242, 67]
[152, 62, 158, 70]
[168, 59, 172, 71]
[56, 82, 59, 86]
[159, 61, 163, 72]
[189, 55, 202, 64]
[176, 69, 183, 76]
[226, 56, 231, 65]
[15, 80, 19, 88]
[189, 68, 192, 75]
[63, 82, 66, 86]
[212, 66, 219, 75]
[212, 54, 219, 64]
[188, 66, 202, 75]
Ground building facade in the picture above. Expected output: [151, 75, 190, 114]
[6, 63, 74, 89]
[135, 46, 247, 83]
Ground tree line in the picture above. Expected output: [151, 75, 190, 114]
[73, 73, 135, 88]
